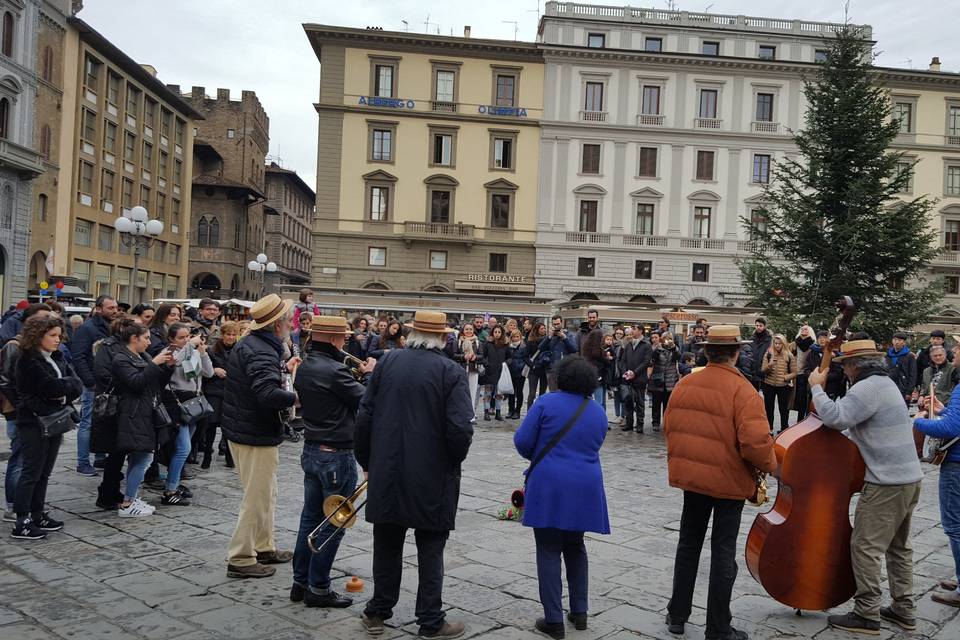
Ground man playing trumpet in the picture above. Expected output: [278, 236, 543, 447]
[290, 315, 375, 608]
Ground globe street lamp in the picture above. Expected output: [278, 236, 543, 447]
[114, 205, 163, 304]
[247, 252, 277, 297]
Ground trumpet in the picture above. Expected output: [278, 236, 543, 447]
[307, 480, 368, 554]
[338, 349, 366, 380]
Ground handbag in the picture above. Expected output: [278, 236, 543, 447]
[153, 398, 173, 429]
[177, 392, 214, 425]
[497, 363, 513, 395]
[510, 398, 590, 509]
[38, 405, 77, 439]
[93, 387, 119, 421]
[521, 348, 540, 378]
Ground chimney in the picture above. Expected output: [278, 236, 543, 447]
[930, 56, 942, 72]
[464, 25, 471, 38]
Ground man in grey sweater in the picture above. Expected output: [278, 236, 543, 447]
[809, 339, 923, 635]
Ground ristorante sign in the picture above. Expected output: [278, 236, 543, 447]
[455, 273, 535, 294]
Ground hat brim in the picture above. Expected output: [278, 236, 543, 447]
[404, 322, 455, 334]
[702, 338, 750, 346]
[310, 328, 353, 337]
[248, 298, 293, 331]
[833, 349, 881, 362]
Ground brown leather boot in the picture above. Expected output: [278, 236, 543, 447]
[932, 590, 960, 607]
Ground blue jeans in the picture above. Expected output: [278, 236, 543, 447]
[592, 386, 606, 409]
[4, 419, 22, 509]
[534, 528, 589, 624]
[292, 445, 359, 591]
[125, 452, 154, 501]
[77, 388, 94, 466]
[165, 425, 194, 492]
[613, 387, 623, 418]
[941, 462, 960, 589]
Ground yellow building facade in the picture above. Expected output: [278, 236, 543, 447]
[304, 26, 543, 296]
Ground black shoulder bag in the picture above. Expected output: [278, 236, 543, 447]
[510, 398, 590, 508]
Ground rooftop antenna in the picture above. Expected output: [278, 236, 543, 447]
[666, 0, 678, 10]
[423, 14, 437, 34]
[705, 3, 713, 11]
[401, 20, 409, 32]
[503, 20, 519, 40]
[528, 0, 541, 20]
[899, 58, 913, 69]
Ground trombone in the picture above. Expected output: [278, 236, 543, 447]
[307, 480, 368, 554]
[338, 349, 366, 381]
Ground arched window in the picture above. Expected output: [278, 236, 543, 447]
[40, 124, 51, 159]
[0, 98, 9, 139]
[1, 185, 13, 229]
[230, 273, 240, 292]
[37, 193, 47, 222]
[41, 46, 53, 82]
[1, 12, 13, 58]
[196, 216, 209, 246]
[208, 217, 219, 247]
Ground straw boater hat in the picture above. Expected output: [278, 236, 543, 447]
[833, 339, 881, 362]
[247, 293, 294, 331]
[310, 315, 353, 338]
[703, 324, 749, 346]
[404, 310, 456, 334]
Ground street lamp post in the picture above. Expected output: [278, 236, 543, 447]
[247, 252, 277, 297]
[114, 205, 163, 304]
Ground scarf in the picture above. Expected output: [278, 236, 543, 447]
[253, 329, 285, 357]
[887, 345, 911, 366]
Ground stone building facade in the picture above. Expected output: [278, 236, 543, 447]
[181, 87, 269, 300]
[264, 161, 313, 289]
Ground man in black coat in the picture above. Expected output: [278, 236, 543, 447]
[290, 315, 375, 609]
[71, 295, 119, 475]
[750, 318, 773, 389]
[221, 294, 300, 579]
[916, 329, 954, 383]
[619, 327, 653, 433]
[356, 310, 473, 639]
[885, 331, 918, 406]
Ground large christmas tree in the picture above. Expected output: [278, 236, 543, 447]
[739, 24, 941, 341]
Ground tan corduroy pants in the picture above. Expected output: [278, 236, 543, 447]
[227, 442, 279, 567]
[851, 481, 922, 621]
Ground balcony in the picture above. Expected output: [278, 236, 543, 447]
[566, 231, 611, 244]
[946, 135, 960, 147]
[580, 110, 607, 123]
[695, 117, 722, 129]
[0, 139, 45, 178]
[623, 234, 668, 247]
[751, 121, 780, 133]
[431, 101, 458, 113]
[543, 230, 763, 255]
[636, 114, 665, 126]
[934, 250, 960, 265]
[403, 221, 475, 245]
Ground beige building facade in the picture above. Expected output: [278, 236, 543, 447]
[264, 161, 313, 289]
[304, 25, 544, 297]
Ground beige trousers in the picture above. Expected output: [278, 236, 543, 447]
[851, 481, 922, 620]
[227, 442, 279, 567]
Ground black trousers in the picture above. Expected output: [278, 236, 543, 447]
[526, 371, 547, 410]
[668, 491, 744, 640]
[509, 375, 525, 414]
[13, 427, 61, 519]
[96, 450, 126, 503]
[364, 523, 449, 634]
[761, 383, 791, 432]
[650, 389, 672, 427]
[623, 382, 647, 430]
[794, 376, 810, 422]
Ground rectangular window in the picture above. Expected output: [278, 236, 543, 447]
[159, 151, 168, 177]
[947, 275, 960, 295]
[81, 109, 96, 143]
[104, 121, 117, 152]
[693, 206, 712, 238]
[696, 150, 715, 181]
[144, 99, 156, 126]
[174, 159, 182, 185]
[175, 119, 184, 146]
[98, 225, 113, 251]
[635, 203, 654, 235]
[584, 82, 604, 111]
[638, 147, 658, 177]
[692, 263, 710, 282]
[587, 33, 605, 48]
[489, 253, 507, 273]
[107, 72, 120, 105]
[645, 37, 662, 52]
[156, 194, 166, 220]
[430, 190, 451, 223]
[368, 247, 386, 267]
[494, 137, 513, 169]
[72, 259, 91, 292]
[429, 250, 447, 270]
[699, 89, 718, 118]
[755, 93, 774, 122]
[750, 209, 767, 240]
[124, 131, 136, 162]
[894, 102, 913, 133]
[946, 220, 960, 251]
[79, 161, 93, 195]
[491, 194, 510, 228]
[168, 244, 180, 264]
[84, 55, 100, 88]
[949, 106, 960, 136]
[814, 49, 828, 63]
[161, 109, 171, 137]
[172, 198, 181, 226]
[702, 41, 720, 56]
[122, 178, 133, 208]
[432, 133, 452, 165]
[495, 75, 515, 107]
[435, 70, 455, 103]
[753, 154, 771, 184]
[641, 85, 661, 115]
[635, 260, 652, 279]
[74, 219, 93, 246]
[581, 143, 601, 174]
[101, 169, 114, 205]
[758, 45, 776, 60]
[578, 257, 596, 277]
[153, 241, 165, 262]
[947, 166, 960, 196]
[126, 85, 140, 119]
[896, 161, 913, 193]
[140, 185, 150, 207]
[370, 186, 389, 221]
[374, 64, 394, 98]
[142, 142, 153, 168]
[372, 129, 392, 161]
[226, 128, 235, 139]
[579, 200, 598, 232]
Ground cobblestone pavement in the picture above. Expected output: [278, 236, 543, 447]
[0, 412, 958, 640]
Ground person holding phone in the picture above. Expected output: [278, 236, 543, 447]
[760, 334, 797, 433]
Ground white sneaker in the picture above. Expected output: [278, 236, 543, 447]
[133, 497, 156, 513]
[118, 501, 153, 518]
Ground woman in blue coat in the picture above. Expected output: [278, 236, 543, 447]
[514, 355, 610, 639]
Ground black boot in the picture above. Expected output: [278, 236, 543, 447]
[224, 447, 235, 468]
[484, 410, 491, 421]
[201, 452, 212, 469]
[495, 411, 503, 421]
[535, 618, 565, 639]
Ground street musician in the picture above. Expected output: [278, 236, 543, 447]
[289, 315, 374, 609]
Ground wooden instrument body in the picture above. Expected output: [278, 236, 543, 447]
[745, 414, 865, 610]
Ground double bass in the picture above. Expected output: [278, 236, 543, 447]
[745, 297, 866, 611]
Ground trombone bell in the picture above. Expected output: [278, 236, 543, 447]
[322, 495, 360, 529]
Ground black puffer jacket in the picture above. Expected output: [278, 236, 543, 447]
[71, 314, 111, 388]
[295, 342, 366, 449]
[90, 335, 127, 454]
[221, 330, 296, 446]
[204, 345, 232, 423]
[14, 349, 83, 429]
[147, 324, 168, 357]
[480, 341, 509, 386]
[0, 337, 21, 419]
[112, 348, 174, 453]
[649, 346, 681, 392]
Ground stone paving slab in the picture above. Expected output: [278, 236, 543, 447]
[1, 413, 959, 640]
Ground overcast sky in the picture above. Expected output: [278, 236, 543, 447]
[79, 0, 952, 185]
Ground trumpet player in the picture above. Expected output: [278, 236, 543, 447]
[290, 315, 375, 608]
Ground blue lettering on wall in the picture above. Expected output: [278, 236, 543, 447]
[358, 96, 416, 109]
[478, 105, 528, 117]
